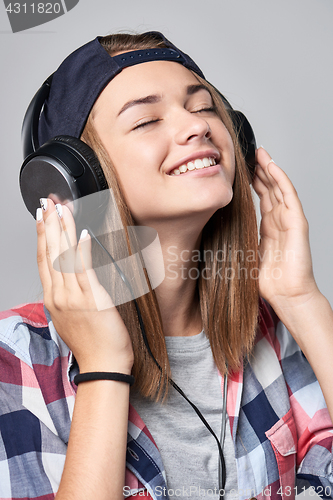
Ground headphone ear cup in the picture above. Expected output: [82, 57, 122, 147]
[228, 110, 257, 182]
[19, 135, 108, 220]
[52, 135, 108, 192]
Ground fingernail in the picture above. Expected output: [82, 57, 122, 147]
[79, 229, 88, 240]
[40, 198, 48, 211]
[259, 145, 265, 150]
[55, 204, 63, 218]
[39, 198, 47, 212]
[36, 208, 43, 222]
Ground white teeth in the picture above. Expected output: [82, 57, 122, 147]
[195, 159, 204, 169]
[169, 157, 217, 176]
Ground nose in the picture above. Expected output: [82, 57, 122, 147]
[174, 109, 212, 145]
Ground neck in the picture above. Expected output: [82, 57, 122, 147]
[148, 219, 205, 337]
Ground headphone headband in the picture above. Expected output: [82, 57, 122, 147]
[22, 75, 53, 158]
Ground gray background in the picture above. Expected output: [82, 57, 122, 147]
[0, 1, 332, 497]
[0, 1, 332, 312]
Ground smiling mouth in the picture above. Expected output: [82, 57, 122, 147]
[169, 157, 217, 176]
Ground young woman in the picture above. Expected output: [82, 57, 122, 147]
[0, 32, 333, 500]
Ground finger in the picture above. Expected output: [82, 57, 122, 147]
[75, 230, 114, 311]
[265, 161, 304, 213]
[75, 229, 93, 291]
[252, 171, 273, 213]
[41, 198, 64, 288]
[55, 204, 81, 292]
[256, 148, 303, 212]
[262, 162, 284, 205]
[256, 147, 283, 203]
[255, 160, 283, 207]
[36, 207, 52, 297]
[255, 146, 274, 168]
[256, 147, 301, 210]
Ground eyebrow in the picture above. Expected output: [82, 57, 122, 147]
[117, 84, 212, 117]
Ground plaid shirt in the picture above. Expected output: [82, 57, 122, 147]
[0, 299, 332, 500]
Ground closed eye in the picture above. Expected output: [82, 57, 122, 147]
[193, 106, 217, 114]
[133, 119, 161, 130]
[132, 106, 217, 130]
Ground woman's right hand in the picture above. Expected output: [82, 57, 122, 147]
[37, 198, 132, 499]
[36, 198, 134, 375]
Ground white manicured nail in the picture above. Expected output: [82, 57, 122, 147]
[55, 204, 63, 218]
[80, 229, 88, 240]
[36, 208, 43, 222]
[40, 198, 48, 211]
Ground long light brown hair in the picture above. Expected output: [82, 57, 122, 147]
[81, 33, 259, 400]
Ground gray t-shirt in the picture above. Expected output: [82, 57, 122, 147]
[130, 331, 238, 499]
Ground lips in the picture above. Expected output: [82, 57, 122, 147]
[167, 150, 220, 176]
[170, 157, 217, 176]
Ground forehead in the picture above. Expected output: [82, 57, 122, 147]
[93, 60, 203, 115]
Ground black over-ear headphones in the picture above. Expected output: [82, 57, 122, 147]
[19, 74, 256, 222]
[20, 74, 108, 224]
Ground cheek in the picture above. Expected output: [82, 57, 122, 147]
[217, 127, 236, 184]
[230, 154, 236, 185]
[92, 123, 155, 210]
[213, 120, 235, 152]
[105, 134, 157, 174]
[103, 140, 161, 216]
[225, 129, 235, 160]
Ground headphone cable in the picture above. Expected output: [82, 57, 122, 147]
[87, 227, 227, 496]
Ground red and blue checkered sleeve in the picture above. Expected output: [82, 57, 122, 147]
[263, 300, 333, 497]
[0, 304, 75, 499]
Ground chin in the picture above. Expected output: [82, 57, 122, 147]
[196, 185, 234, 212]
[185, 192, 234, 228]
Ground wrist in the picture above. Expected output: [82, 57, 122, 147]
[77, 354, 134, 376]
[269, 289, 329, 346]
[74, 371, 135, 386]
[266, 283, 320, 319]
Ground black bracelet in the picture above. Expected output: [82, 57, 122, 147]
[74, 372, 135, 386]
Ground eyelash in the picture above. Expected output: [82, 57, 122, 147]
[133, 106, 217, 130]
[194, 106, 217, 114]
[133, 119, 160, 130]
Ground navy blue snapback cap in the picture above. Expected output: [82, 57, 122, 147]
[38, 32, 206, 146]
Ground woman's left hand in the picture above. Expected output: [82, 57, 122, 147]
[254, 150, 333, 423]
[252, 147, 319, 312]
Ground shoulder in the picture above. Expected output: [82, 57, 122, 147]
[0, 302, 75, 430]
[0, 302, 49, 367]
[0, 304, 74, 498]
[0, 301, 71, 374]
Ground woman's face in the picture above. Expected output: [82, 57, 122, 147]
[92, 60, 235, 227]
